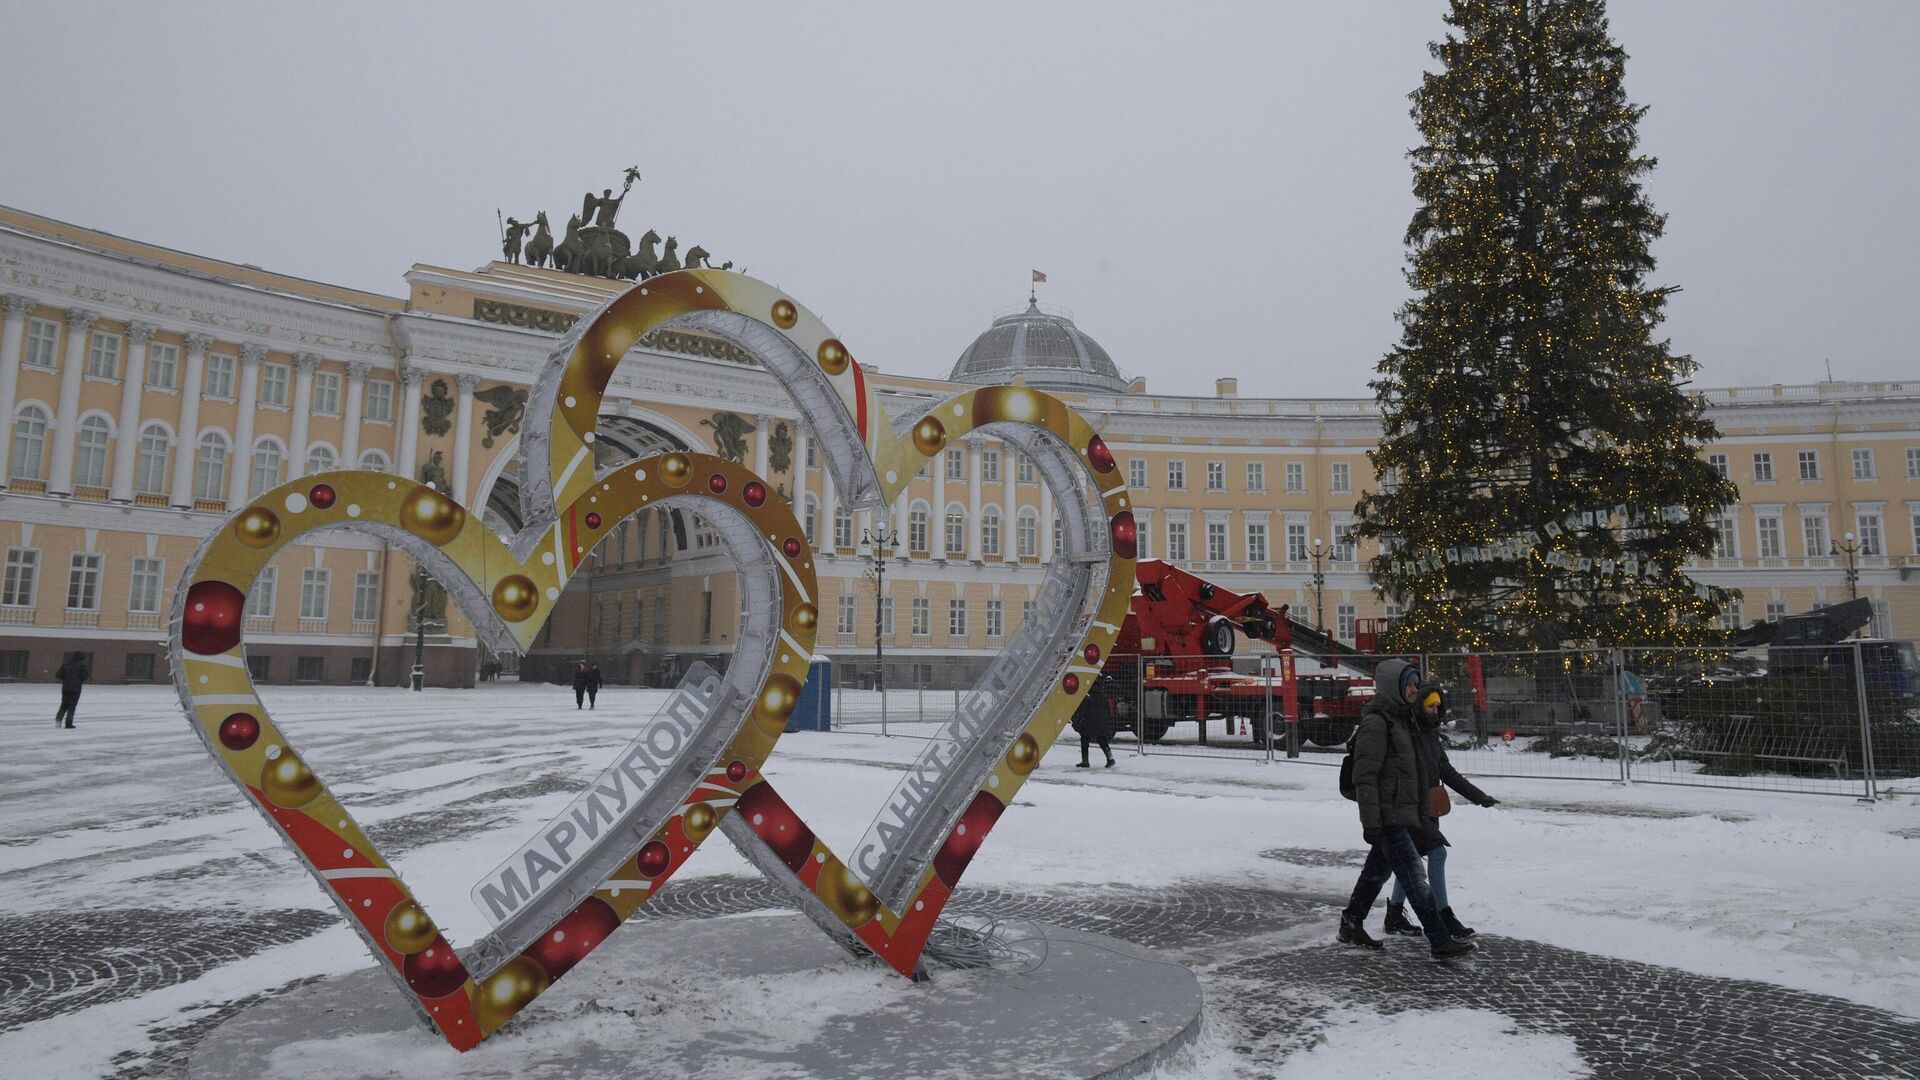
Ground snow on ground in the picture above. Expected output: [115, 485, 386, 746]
[1, 682, 1917, 1076]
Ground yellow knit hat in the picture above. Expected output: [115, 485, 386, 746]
[1420, 690, 1444, 711]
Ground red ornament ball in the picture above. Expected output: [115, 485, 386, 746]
[1109, 511, 1138, 561]
[707, 473, 728, 495]
[584, 511, 603, 530]
[402, 937, 468, 999]
[525, 897, 620, 980]
[782, 537, 803, 559]
[933, 792, 1006, 887]
[636, 840, 671, 878]
[1062, 672, 1080, 694]
[307, 483, 336, 509]
[742, 481, 767, 507]
[735, 782, 815, 873]
[726, 759, 748, 783]
[1087, 435, 1116, 474]
[182, 580, 247, 655]
[218, 712, 261, 750]
[1083, 643, 1102, 665]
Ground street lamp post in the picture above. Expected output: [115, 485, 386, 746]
[1308, 538, 1329, 632]
[408, 565, 428, 691]
[861, 520, 898, 734]
[1832, 530, 1866, 602]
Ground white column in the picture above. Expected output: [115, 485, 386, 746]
[0, 294, 35, 481]
[287, 352, 318, 479]
[1003, 443, 1017, 559]
[170, 334, 209, 507]
[754, 414, 771, 480]
[966, 439, 983, 561]
[226, 344, 264, 506]
[397, 364, 424, 480]
[46, 308, 97, 495]
[342, 362, 369, 466]
[791, 426, 809, 529]
[931, 448, 948, 560]
[109, 321, 155, 502]
[893, 489, 909, 553]
[452, 373, 477, 502]
[1040, 478, 1055, 563]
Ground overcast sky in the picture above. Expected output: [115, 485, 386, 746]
[3, 1, 1914, 398]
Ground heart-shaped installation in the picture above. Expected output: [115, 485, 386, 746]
[172, 269, 1136, 1051]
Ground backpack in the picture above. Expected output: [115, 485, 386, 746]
[1338, 731, 1359, 801]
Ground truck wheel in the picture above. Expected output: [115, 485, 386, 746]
[1304, 719, 1356, 748]
[1143, 719, 1171, 743]
[1251, 715, 1270, 744]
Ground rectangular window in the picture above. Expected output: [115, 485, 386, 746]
[1802, 514, 1828, 559]
[66, 552, 102, 610]
[146, 341, 179, 389]
[948, 598, 968, 638]
[1708, 453, 1728, 480]
[299, 567, 330, 620]
[1765, 602, 1788, 622]
[2, 548, 39, 607]
[24, 318, 59, 368]
[259, 363, 290, 407]
[313, 371, 342, 414]
[1285, 462, 1305, 493]
[1137, 516, 1152, 560]
[1333, 522, 1356, 562]
[944, 511, 964, 556]
[1720, 602, 1745, 632]
[1852, 448, 1876, 480]
[1206, 461, 1225, 491]
[247, 655, 270, 682]
[1246, 522, 1268, 564]
[1022, 600, 1034, 628]
[833, 507, 854, 549]
[1912, 508, 1920, 555]
[1381, 467, 1400, 493]
[1331, 462, 1351, 493]
[879, 596, 894, 638]
[1752, 452, 1774, 482]
[986, 599, 1004, 638]
[912, 597, 930, 637]
[836, 594, 857, 637]
[1166, 460, 1186, 490]
[364, 380, 394, 422]
[909, 508, 928, 553]
[350, 657, 374, 683]
[1798, 450, 1819, 481]
[981, 450, 1000, 483]
[1245, 461, 1265, 492]
[945, 448, 964, 480]
[129, 557, 163, 614]
[296, 656, 325, 683]
[1755, 515, 1783, 559]
[982, 511, 1001, 557]
[247, 566, 277, 618]
[1287, 523, 1309, 563]
[1336, 604, 1357, 643]
[1206, 520, 1228, 562]
[1712, 515, 1738, 559]
[1017, 456, 1035, 484]
[1856, 512, 1883, 555]
[86, 331, 121, 379]
[205, 354, 236, 398]
[124, 653, 156, 681]
[1129, 459, 1147, 489]
[1908, 447, 1920, 479]
[0, 650, 28, 679]
[1166, 520, 1189, 562]
[353, 571, 380, 622]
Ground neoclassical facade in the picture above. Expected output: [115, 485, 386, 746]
[2, 204, 1915, 687]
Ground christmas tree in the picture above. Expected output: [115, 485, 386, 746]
[1354, 0, 1739, 650]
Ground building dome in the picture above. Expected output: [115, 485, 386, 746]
[948, 301, 1127, 394]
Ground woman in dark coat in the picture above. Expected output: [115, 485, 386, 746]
[1383, 684, 1500, 939]
[1072, 674, 1117, 768]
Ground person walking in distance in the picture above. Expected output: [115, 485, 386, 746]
[53, 652, 90, 729]
[1337, 659, 1474, 959]
[572, 659, 602, 710]
[1073, 674, 1118, 768]
[1382, 683, 1501, 940]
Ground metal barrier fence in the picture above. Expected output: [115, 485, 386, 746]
[823, 643, 1920, 800]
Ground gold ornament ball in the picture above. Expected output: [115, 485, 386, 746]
[473, 956, 549, 1033]
[911, 416, 947, 456]
[261, 751, 321, 808]
[659, 453, 692, 488]
[818, 862, 880, 928]
[234, 507, 282, 549]
[817, 338, 849, 375]
[399, 486, 466, 546]
[791, 602, 818, 634]
[758, 673, 801, 719]
[683, 802, 718, 842]
[384, 899, 437, 954]
[770, 299, 798, 329]
[974, 385, 1046, 426]
[491, 575, 539, 622]
[1006, 732, 1041, 776]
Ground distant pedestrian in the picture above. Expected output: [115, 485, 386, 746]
[1382, 683, 1500, 940]
[1337, 659, 1474, 960]
[573, 660, 601, 710]
[53, 652, 90, 729]
[1073, 674, 1118, 768]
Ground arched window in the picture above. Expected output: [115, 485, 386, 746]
[136, 424, 171, 494]
[10, 405, 50, 481]
[358, 449, 390, 472]
[74, 415, 112, 488]
[1016, 507, 1039, 558]
[833, 505, 854, 549]
[944, 502, 966, 556]
[908, 501, 930, 553]
[250, 440, 283, 497]
[306, 446, 336, 473]
[981, 506, 1002, 557]
[195, 432, 229, 501]
[802, 496, 819, 545]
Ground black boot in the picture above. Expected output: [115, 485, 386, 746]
[1076, 758, 1090, 768]
[1338, 914, 1383, 950]
[1104, 753, 1116, 768]
[1383, 902, 1421, 937]
[1430, 938, 1477, 960]
[1441, 907, 1476, 939]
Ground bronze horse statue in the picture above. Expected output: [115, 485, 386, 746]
[523, 212, 554, 269]
[618, 229, 663, 280]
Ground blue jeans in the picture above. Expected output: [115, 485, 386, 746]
[1390, 844, 1448, 909]
[1342, 826, 1450, 947]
